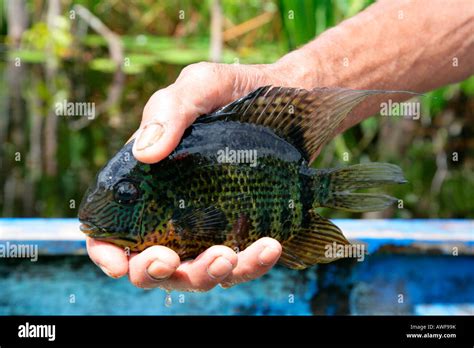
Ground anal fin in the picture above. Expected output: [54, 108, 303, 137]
[279, 211, 350, 269]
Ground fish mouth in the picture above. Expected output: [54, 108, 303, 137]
[79, 222, 103, 236]
[79, 222, 138, 245]
[79, 221, 113, 239]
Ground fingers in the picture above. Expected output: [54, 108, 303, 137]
[86, 237, 129, 278]
[128, 246, 181, 289]
[220, 237, 282, 288]
[132, 62, 268, 164]
[153, 245, 238, 292]
[89, 236, 281, 291]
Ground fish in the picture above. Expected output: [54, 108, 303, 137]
[78, 86, 407, 269]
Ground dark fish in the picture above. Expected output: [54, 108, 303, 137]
[78, 86, 407, 269]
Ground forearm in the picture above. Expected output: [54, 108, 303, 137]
[270, 0, 474, 132]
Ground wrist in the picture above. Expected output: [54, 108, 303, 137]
[267, 29, 347, 90]
[265, 55, 320, 89]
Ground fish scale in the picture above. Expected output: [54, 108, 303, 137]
[155, 135, 304, 249]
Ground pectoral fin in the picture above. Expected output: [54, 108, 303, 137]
[171, 206, 228, 241]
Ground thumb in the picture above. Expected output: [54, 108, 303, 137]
[132, 86, 191, 164]
[132, 62, 270, 164]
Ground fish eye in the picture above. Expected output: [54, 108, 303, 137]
[114, 181, 139, 205]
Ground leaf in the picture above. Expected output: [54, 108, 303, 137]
[8, 50, 47, 63]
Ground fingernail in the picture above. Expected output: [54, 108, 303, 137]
[98, 264, 115, 278]
[126, 129, 140, 144]
[258, 246, 280, 266]
[219, 282, 234, 289]
[135, 122, 164, 151]
[207, 256, 233, 279]
[146, 259, 174, 281]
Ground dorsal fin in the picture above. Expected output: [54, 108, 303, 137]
[197, 86, 418, 162]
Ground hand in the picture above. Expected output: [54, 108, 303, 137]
[87, 236, 281, 291]
[87, 62, 285, 291]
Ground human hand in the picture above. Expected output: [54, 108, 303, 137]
[87, 62, 286, 291]
[87, 236, 281, 291]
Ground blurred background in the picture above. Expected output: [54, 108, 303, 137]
[0, 0, 473, 315]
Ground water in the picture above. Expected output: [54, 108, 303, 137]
[0, 254, 472, 315]
[164, 291, 173, 308]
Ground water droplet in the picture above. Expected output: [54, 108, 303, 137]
[164, 291, 172, 307]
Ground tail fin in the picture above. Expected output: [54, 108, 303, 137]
[313, 163, 406, 212]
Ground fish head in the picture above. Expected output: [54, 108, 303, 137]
[78, 141, 149, 249]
